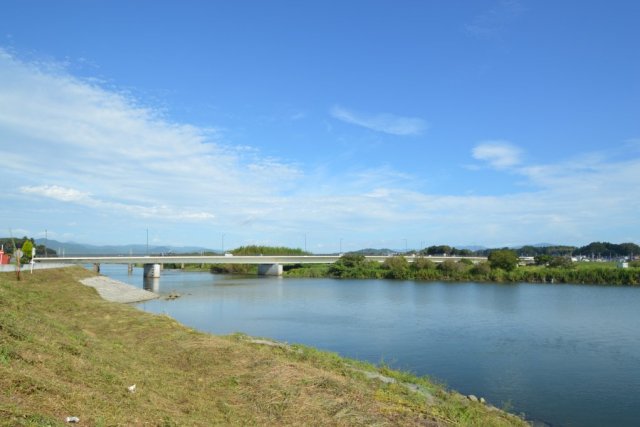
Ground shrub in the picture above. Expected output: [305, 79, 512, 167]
[437, 260, 462, 278]
[488, 250, 519, 271]
[412, 257, 436, 270]
[383, 256, 410, 279]
[471, 262, 491, 277]
[548, 256, 573, 269]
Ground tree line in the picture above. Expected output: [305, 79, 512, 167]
[0, 237, 56, 263]
[422, 242, 639, 259]
[285, 252, 640, 285]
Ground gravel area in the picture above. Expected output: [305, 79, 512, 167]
[80, 276, 158, 303]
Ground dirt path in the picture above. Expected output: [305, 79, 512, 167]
[80, 275, 158, 303]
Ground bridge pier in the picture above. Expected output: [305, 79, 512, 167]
[143, 277, 160, 292]
[257, 263, 283, 276]
[127, 264, 134, 274]
[93, 263, 100, 274]
[143, 263, 161, 278]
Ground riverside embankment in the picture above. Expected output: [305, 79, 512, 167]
[0, 267, 525, 426]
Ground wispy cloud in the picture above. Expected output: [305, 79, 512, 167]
[330, 105, 428, 136]
[472, 140, 522, 168]
[0, 49, 299, 230]
[465, 0, 526, 38]
[19, 185, 214, 221]
[20, 185, 90, 203]
[1, 48, 639, 248]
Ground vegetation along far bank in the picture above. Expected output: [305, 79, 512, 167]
[284, 252, 640, 285]
[169, 245, 640, 286]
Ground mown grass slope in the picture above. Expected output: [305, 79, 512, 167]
[0, 267, 527, 426]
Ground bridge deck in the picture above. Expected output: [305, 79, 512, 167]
[33, 255, 487, 265]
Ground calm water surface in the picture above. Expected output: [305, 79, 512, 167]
[100, 265, 640, 427]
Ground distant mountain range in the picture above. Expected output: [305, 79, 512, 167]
[34, 239, 215, 256]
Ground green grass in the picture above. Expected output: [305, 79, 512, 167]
[0, 267, 527, 426]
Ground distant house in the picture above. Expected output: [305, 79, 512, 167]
[617, 261, 629, 269]
[0, 247, 10, 264]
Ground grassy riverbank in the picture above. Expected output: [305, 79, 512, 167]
[0, 267, 526, 426]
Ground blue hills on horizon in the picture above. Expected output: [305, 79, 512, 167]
[34, 239, 216, 256]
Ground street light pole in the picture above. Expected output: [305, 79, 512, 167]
[221, 233, 225, 254]
[146, 229, 149, 255]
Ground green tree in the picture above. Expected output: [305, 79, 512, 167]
[382, 256, 410, 279]
[548, 256, 573, 269]
[328, 253, 382, 278]
[231, 245, 309, 255]
[20, 240, 34, 264]
[534, 254, 553, 266]
[518, 245, 539, 257]
[488, 250, 519, 271]
[425, 245, 452, 256]
[437, 259, 461, 274]
[470, 262, 491, 277]
[336, 253, 366, 268]
[412, 257, 435, 271]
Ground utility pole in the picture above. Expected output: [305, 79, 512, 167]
[44, 229, 48, 258]
[146, 229, 149, 255]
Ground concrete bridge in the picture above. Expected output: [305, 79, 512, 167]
[33, 255, 487, 277]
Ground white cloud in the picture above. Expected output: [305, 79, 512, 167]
[472, 140, 522, 169]
[20, 185, 90, 202]
[0, 49, 298, 227]
[1, 49, 639, 248]
[19, 185, 215, 221]
[330, 105, 428, 136]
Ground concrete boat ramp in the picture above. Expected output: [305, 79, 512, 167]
[80, 276, 158, 303]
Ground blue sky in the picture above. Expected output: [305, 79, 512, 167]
[1, 0, 639, 252]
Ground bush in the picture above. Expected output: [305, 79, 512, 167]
[437, 260, 457, 273]
[412, 257, 436, 270]
[548, 256, 573, 269]
[488, 250, 519, 271]
[383, 256, 410, 279]
[471, 262, 491, 277]
[329, 254, 383, 279]
[534, 254, 553, 266]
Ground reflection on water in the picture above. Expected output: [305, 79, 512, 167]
[97, 265, 640, 427]
[143, 277, 160, 292]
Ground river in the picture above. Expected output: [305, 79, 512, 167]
[98, 265, 640, 427]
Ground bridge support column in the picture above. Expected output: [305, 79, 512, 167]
[143, 263, 161, 278]
[93, 263, 100, 274]
[143, 277, 160, 292]
[257, 263, 283, 276]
